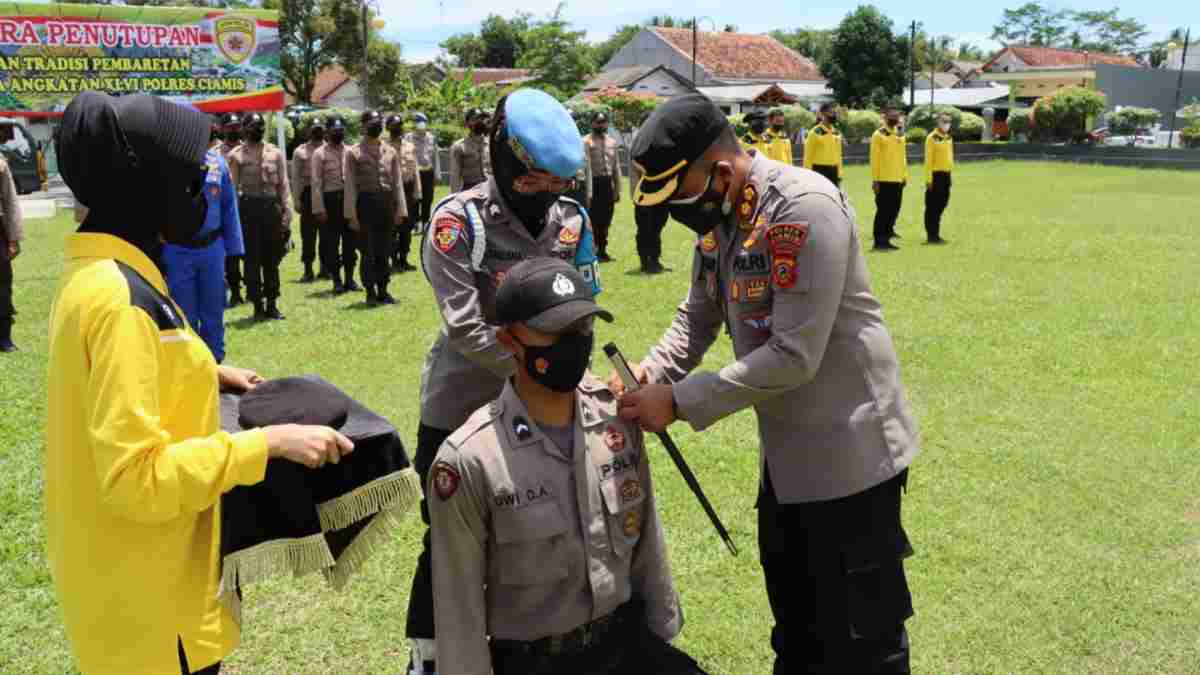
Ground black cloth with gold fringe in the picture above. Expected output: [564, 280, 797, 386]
[217, 375, 421, 620]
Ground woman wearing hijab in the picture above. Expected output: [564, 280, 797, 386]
[46, 92, 355, 675]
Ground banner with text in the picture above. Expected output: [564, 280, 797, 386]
[0, 3, 282, 115]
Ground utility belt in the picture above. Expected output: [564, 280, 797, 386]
[418, 165, 434, 172]
[492, 600, 634, 659]
[170, 228, 222, 249]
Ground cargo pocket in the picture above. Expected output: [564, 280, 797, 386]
[493, 500, 570, 586]
[842, 526, 915, 640]
[599, 476, 646, 558]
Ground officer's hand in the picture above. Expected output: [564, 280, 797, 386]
[218, 365, 264, 393]
[608, 363, 648, 396]
[617, 383, 676, 434]
[266, 424, 355, 469]
[316, 211, 328, 225]
[7, 241, 18, 261]
[872, 181, 880, 194]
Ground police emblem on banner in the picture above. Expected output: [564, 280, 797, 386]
[214, 16, 257, 65]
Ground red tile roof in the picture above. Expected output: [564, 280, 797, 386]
[984, 45, 1140, 71]
[449, 68, 531, 84]
[311, 65, 353, 102]
[651, 27, 822, 82]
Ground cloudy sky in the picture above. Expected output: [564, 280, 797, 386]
[378, 0, 1197, 64]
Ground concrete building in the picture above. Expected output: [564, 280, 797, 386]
[576, 65, 695, 100]
[981, 45, 1140, 103]
[604, 27, 824, 87]
[1165, 45, 1199, 71]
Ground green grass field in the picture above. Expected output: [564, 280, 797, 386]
[2, 161, 1198, 674]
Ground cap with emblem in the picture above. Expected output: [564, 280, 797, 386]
[327, 115, 345, 130]
[495, 258, 613, 333]
[386, 114, 403, 127]
[500, 88, 584, 179]
[630, 93, 730, 207]
[309, 116, 326, 130]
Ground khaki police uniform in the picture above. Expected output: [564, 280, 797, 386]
[566, 140, 592, 207]
[582, 132, 621, 256]
[869, 126, 908, 246]
[449, 134, 490, 193]
[311, 141, 357, 289]
[0, 156, 22, 344]
[408, 179, 596, 640]
[430, 376, 688, 675]
[228, 140, 291, 306]
[803, 122, 844, 186]
[291, 138, 324, 275]
[406, 129, 439, 226]
[640, 152, 919, 671]
[392, 136, 423, 268]
[923, 128, 954, 242]
[344, 139, 406, 297]
[219, 140, 243, 298]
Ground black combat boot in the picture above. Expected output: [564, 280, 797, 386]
[266, 298, 285, 320]
[318, 265, 331, 280]
[227, 289, 244, 308]
[301, 263, 315, 283]
[253, 299, 268, 321]
[0, 317, 16, 352]
[343, 269, 362, 293]
[378, 285, 397, 305]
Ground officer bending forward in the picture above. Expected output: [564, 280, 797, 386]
[430, 259, 705, 675]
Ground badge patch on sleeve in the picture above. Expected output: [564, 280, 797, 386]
[432, 216, 462, 253]
[433, 461, 460, 501]
[773, 255, 798, 289]
[766, 223, 809, 256]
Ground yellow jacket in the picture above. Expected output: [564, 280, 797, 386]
[764, 131, 793, 164]
[46, 233, 268, 674]
[741, 130, 772, 157]
[870, 127, 908, 183]
[924, 129, 954, 184]
[803, 123, 844, 176]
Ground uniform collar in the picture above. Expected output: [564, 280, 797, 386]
[67, 232, 167, 295]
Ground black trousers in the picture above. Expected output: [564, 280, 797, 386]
[758, 468, 913, 675]
[406, 423, 452, 640]
[319, 191, 359, 284]
[590, 177, 615, 254]
[225, 255, 242, 296]
[299, 187, 319, 267]
[357, 192, 394, 291]
[566, 184, 588, 207]
[0, 233, 13, 322]
[239, 196, 286, 302]
[418, 169, 435, 224]
[812, 164, 841, 187]
[178, 639, 220, 675]
[873, 182, 904, 246]
[924, 172, 952, 241]
[395, 180, 419, 264]
[490, 601, 707, 675]
[634, 204, 668, 266]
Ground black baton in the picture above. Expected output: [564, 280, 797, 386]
[604, 343, 738, 556]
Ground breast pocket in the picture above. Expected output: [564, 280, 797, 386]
[599, 475, 646, 558]
[492, 499, 570, 586]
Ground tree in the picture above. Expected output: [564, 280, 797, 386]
[592, 24, 642, 70]
[1150, 28, 1188, 68]
[518, 5, 595, 100]
[442, 13, 531, 68]
[1031, 86, 1106, 142]
[991, 2, 1069, 46]
[824, 6, 907, 109]
[770, 28, 835, 70]
[279, 0, 336, 104]
[956, 43, 988, 61]
[1069, 9, 1148, 53]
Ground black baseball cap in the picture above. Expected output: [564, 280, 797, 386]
[631, 93, 729, 207]
[309, 115, 326, 129]
[496, 258, 613, 333]
[327, 115, 345, 130]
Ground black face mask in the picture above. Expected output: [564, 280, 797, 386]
[771, 123, 785, 132]
[329, 130, 345, 144]
[247, 127, 265, 143]
[668, 169, 728, 236]
[593, 127, 607, 135]
[750, 121, 766, 134]
[163, 164, 209, 245]
[366, 121, 384, 138]
[518, 331, 594, 393]
[389, 126, 404, 139]
[225, 130, 241, 144]
[310, 129, 325, 143]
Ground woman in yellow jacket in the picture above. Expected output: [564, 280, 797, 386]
[47, 92, 354, 675]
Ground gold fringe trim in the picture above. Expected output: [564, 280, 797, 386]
[217, 532, 335, 620]
[317, 468, 424, 532]
[325, 501, 417, 591]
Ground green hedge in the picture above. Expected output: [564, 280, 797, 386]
[907, 104, 963, 133]
[904, 126, 928, 143]
[842, 110, 882, 144]
[1007, 108, 1033, 141]
[1107, 107, 1162, 135]
[956, 112, 985, 141]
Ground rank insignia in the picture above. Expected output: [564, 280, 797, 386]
[623, 510, 641, 537]
[604, 425, 626, 451]
[433, 461, 460, 501]
[737, 182, 759, 228]
[773, 255, 798, 289]
[513, 416, 533, 441]
[558, 227, 580, 245]
[620, 478, 642, 504]
[700, 232, 718, 253]
[730, 280, 742, 302]
[432, 216, 461, 253]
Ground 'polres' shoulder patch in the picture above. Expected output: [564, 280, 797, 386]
[432, 215, 463, 253]
[432, 461, 461, 500]
[767, 223, 808, 290]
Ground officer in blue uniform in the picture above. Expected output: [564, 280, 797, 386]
[163, 133, 244, 364]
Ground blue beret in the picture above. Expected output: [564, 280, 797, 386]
[504, 88, 583, 179]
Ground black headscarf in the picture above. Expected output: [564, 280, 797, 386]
[57, 92, 211, 267]
[488, 96, 560, 238]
